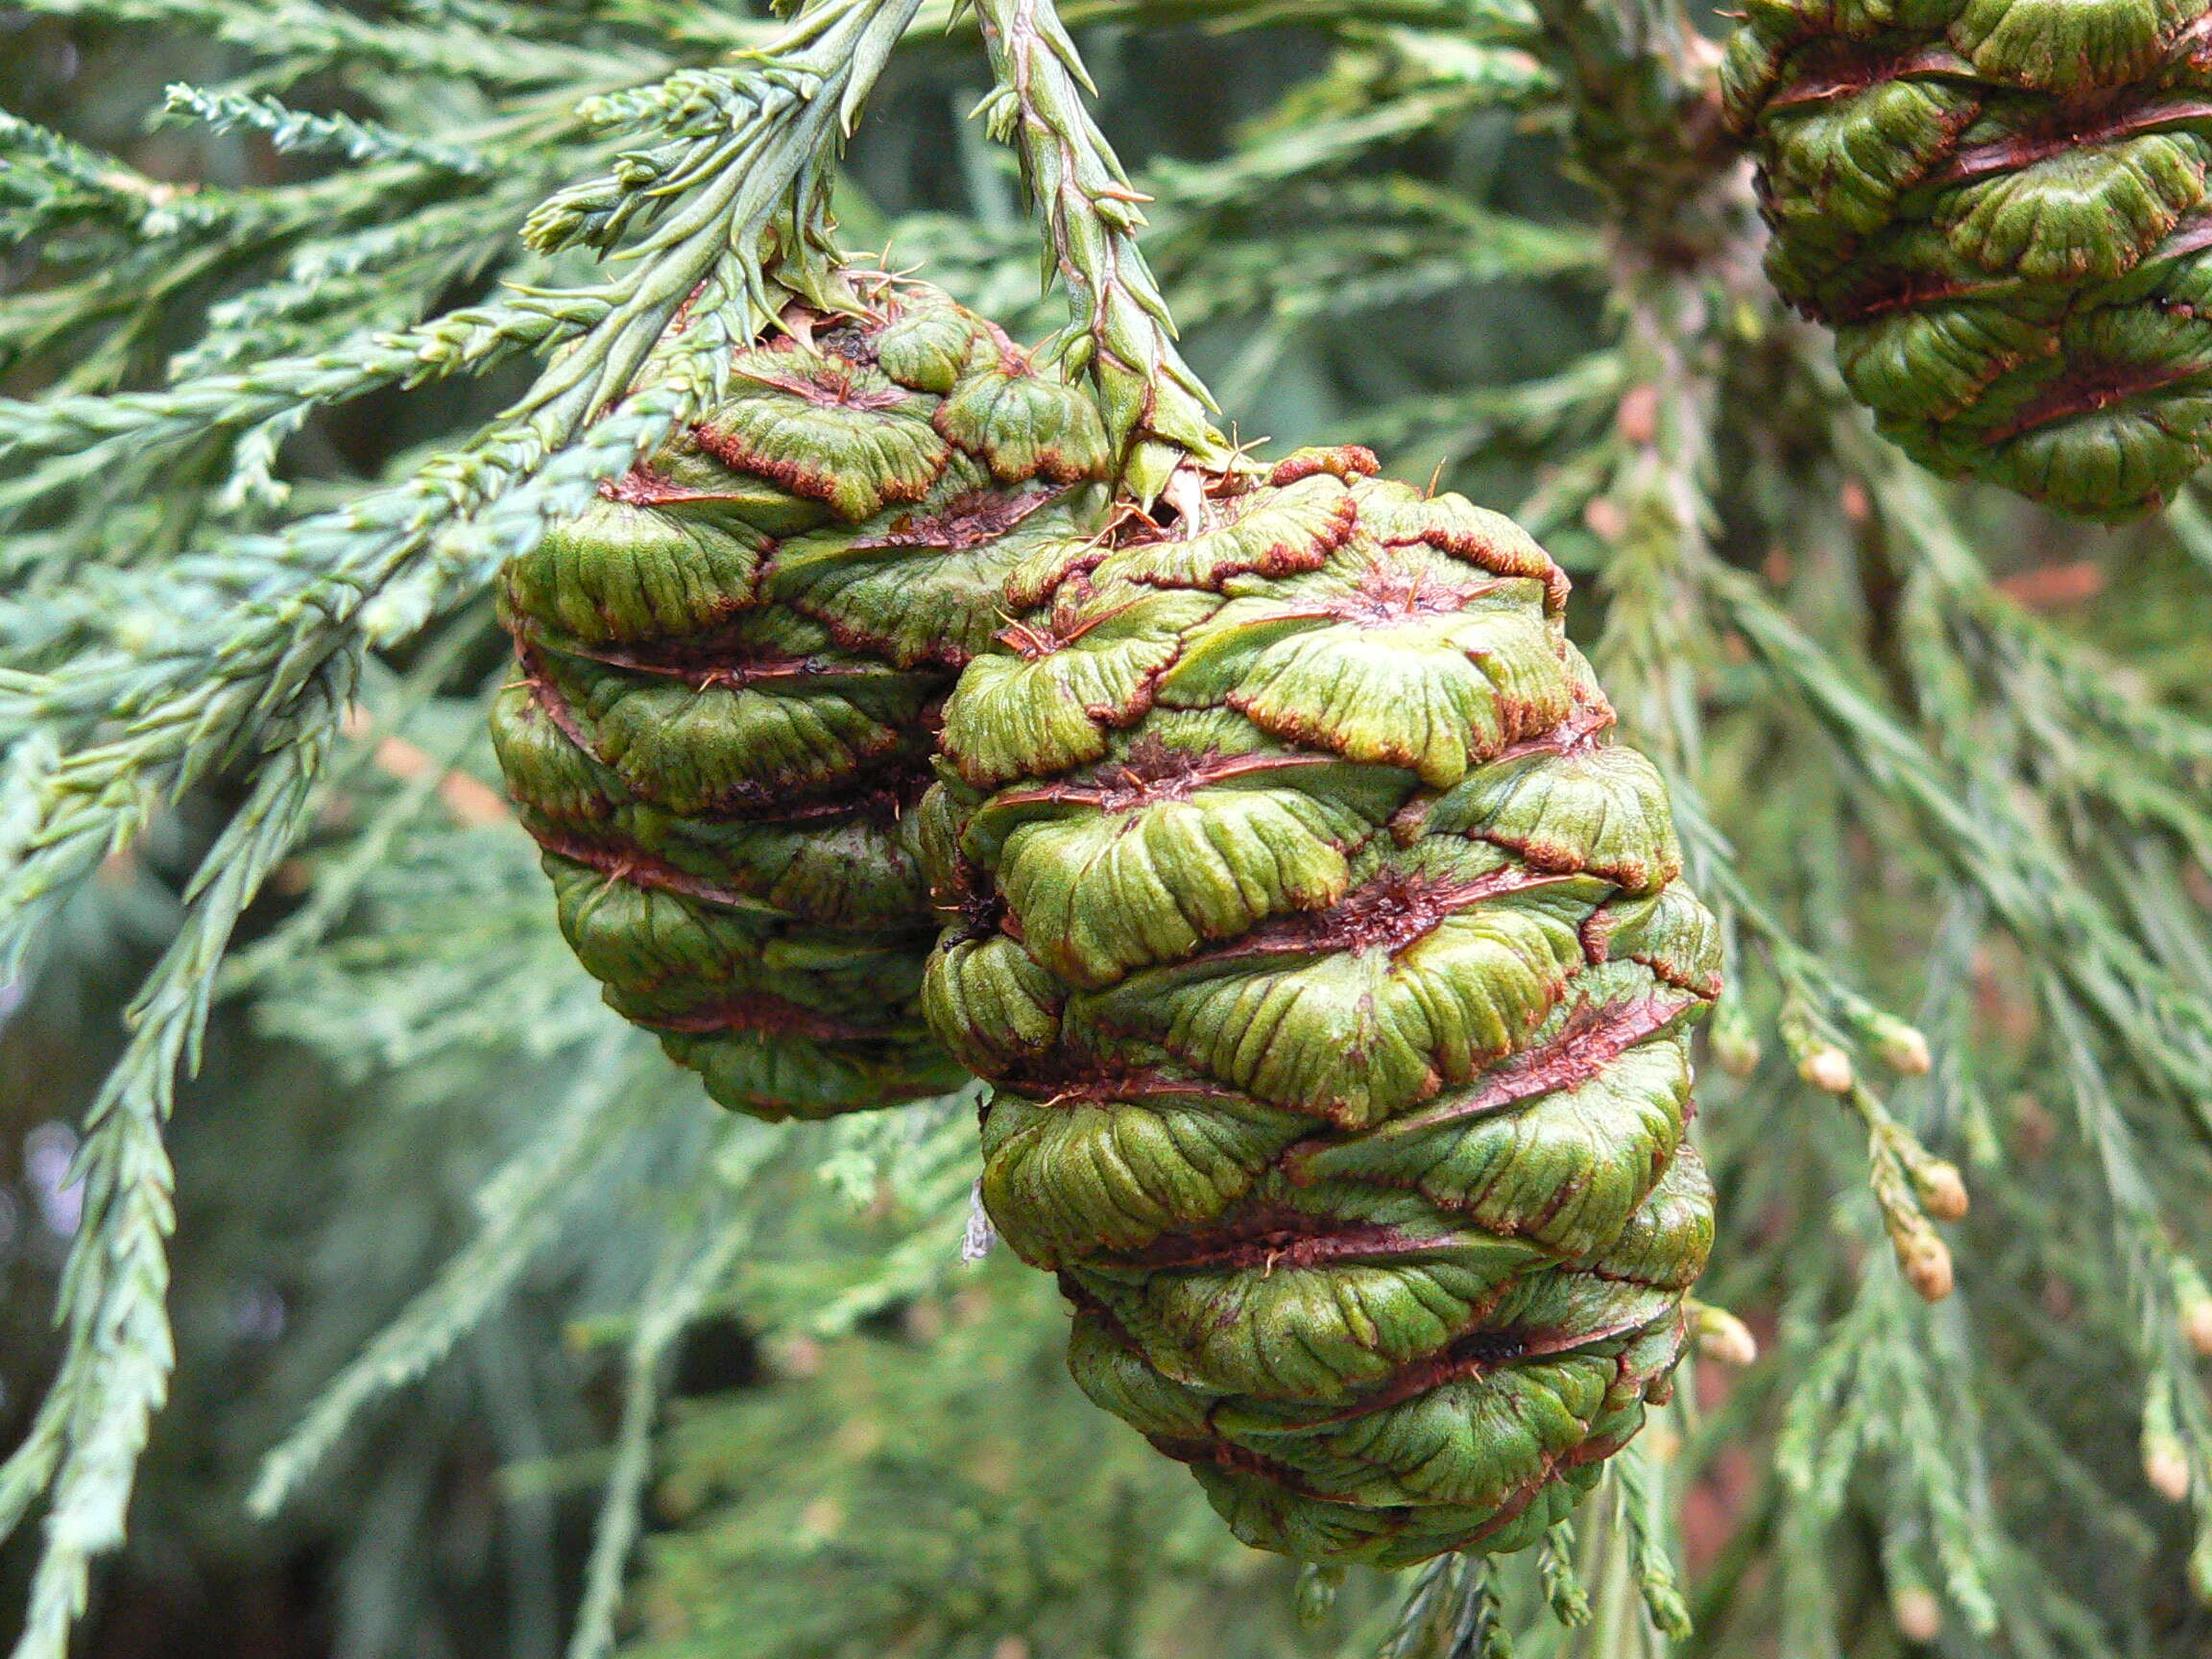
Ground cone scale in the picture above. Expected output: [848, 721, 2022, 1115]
[923, 448, 1719, 1566]
[491, 276, 1110, 1119]
[1724, 0, 2212, 517]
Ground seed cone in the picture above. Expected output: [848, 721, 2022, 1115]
[492, 276, 1110, 1119]
[922, 448, 1719, 1566]
[1723, 0, 2212, 518]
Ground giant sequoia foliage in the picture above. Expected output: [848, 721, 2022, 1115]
[2, 3, 2212, 1659]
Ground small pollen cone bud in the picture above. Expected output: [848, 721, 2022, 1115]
[2183, 1299, 2212, 1358]
[1582, 495, 1628, 542]
[1694, 1303, 1759, 1368]
[1294, 1565, 1344, 1625]
[773, 1335, 825, 1380]
[1915, 1161, 1970, 1223]
[1711, 999, 1762, 1077]
[1801, 1045, 1854, 1094]
[1899, 1230, 1955, 1302]
[1890, 1586, 1942, 1646]
[1617, 384, 1660, 446]
[1876, 1020, 1933, 1076]
[1714, 1028, 1762, 1077]
[2146, 1438, 2193, 1503]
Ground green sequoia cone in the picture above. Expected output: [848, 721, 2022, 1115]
[1723, 0, 2212, 517]
[921, 448, 1719, 1566]
[491, 276, 1110, 1119]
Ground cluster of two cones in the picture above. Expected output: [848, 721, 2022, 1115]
[491, 278, 1717, 1566]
